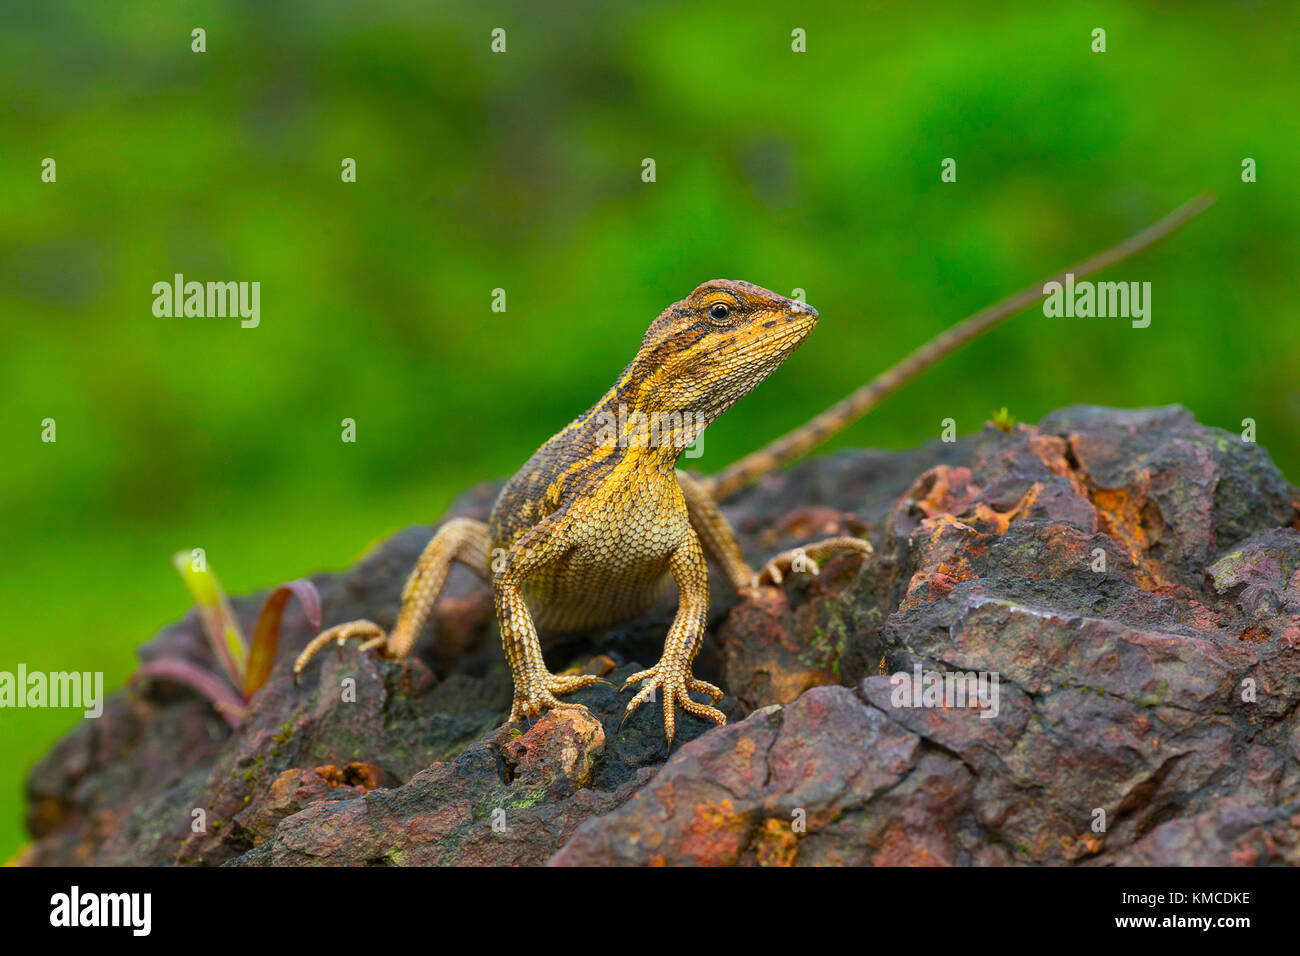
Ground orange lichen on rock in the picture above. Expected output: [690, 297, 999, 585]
[1027, 433, 1091, 497]
[678, 799, 749, 865]
[900, 517, 982, 608]
[1087, 479, 1169, 589]
[910, 466, 981, 518]
[968, 482, 1042, 535]
[754, 817, 799, 867]
[314, 762, 384, 790]
[1060, 832, 1104, 860]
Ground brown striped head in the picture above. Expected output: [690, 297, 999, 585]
[621, 279, 818, 422]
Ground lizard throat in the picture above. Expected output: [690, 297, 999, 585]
[586, 395, 709, 466]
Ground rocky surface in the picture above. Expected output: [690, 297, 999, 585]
[20, 405, 1300, 866]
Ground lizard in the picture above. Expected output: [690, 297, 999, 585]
[293, 193, 1216, 745]
[295, 279, 869, 744]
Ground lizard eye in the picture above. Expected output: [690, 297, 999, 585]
[708, 302, 732, 322]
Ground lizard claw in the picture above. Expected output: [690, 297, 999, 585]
[508, 668, 604, 722]
[293, 620, 391, 681]
[751, 536, 873, 588]
[620, 657, 726, 745]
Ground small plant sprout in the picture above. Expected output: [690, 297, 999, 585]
[992, 407, 1017, 433]
[131, 552, 322, 726]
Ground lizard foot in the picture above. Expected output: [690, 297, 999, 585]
[620, 658, 726, 746]
[293, 619, 391, 682]
[509, 669, 604, 722]
[751, 536, 873, 588]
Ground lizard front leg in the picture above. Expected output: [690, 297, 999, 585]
[293, 518, 490, 679]
[493, 516, 605, 721]
[620, 528, 725, 745]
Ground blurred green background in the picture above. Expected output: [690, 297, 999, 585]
[2, 0, 1297, 861]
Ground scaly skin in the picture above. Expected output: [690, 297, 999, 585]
[294, 280, 870, 744]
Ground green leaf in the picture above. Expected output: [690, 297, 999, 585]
[171, 551, 248, 685]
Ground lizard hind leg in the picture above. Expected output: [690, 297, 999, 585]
[293, 518, 492, 680]
[679, 470, 873, 591]
[752, 536, 873, 588]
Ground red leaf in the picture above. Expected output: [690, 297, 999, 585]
[244, 579, 322, 700]
[132, 659, 249, 728]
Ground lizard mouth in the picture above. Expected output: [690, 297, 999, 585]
[754, 320, 815, 367]
[778, 311, 818, 347]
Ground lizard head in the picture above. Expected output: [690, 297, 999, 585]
[626, 279, 819, 422]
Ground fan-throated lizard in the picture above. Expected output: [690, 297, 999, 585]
[295, 280, 867, 743]
[292, 194, 1215, 744]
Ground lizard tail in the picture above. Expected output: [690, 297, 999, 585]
[701, 191, 1217, 502]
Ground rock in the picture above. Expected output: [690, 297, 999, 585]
[551, 686, 974, 866]
[497, 709, 605, 797]
[20, 405, 1300, 866]
[1113, 796, 1300, 865]
[227, 665, 719, 866]
[1207, 528, 1300, 626]
[719, 554, 866, 710]
[232, 719, 628, 866]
